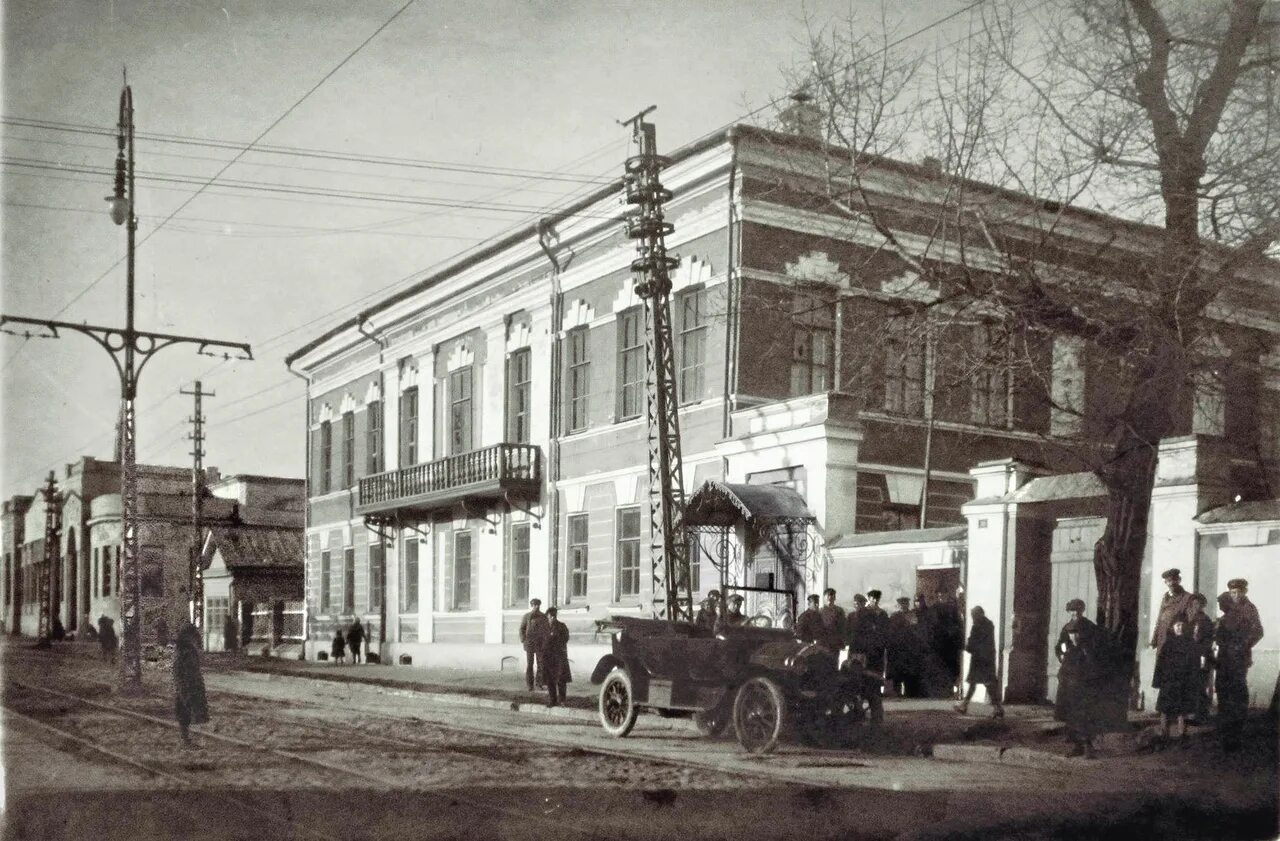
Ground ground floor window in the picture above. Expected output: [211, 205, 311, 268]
[616, 506, 642, 599]
[343, 547, 355, 613]
[205, 596, 229, 651]
[401, 539, 419, 613]
[451, 530, 473, 611]
[568, 514, 588, 600]
[368, 541, 384, 612]
[320, 550, 332, 612]
[506, 523, 530, 607]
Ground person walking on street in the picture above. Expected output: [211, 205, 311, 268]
[97, 615, 118, 663]
[542, 607, 572, 707]
[173, 622, 209, 747]
[1215, 579, 1264, 752]
[1055, 599, 1105, 758]
[796, 594, 822, 644]
[1153, 619, 1200, 749]
[347, 618, 366, 664]
[520, 598, 550, 691]
[818, 588, 847, 654]
[956, 606, 1004, 718]
[331, 628, 346, 664]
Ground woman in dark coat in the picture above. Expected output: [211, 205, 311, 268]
[541, 607, 572, 707]
[331, 628, 346, 664]
[173, 622, 209, 746]
[1055, 599, 1104, 758]
[1153, 619, 1200, 748]
[955, 606, 1003, 717]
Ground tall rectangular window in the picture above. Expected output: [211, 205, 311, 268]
[91, 548, 98, 598]
[449, 368, 474, 453]
[319, 550, 332, 612]
[366, 400, 383, 474]
[400, 387, 419, 467]
[617, 309, 645, 420]
[368, 541, 384, 611]
[616, 506, 642, 599]
[319, 421, 333, 494]
[506, 348, 532, 444]
[342, 411, 355, 487]
[883, 320, 925, 415]
[103, 546, 112, 596]
[790, 287, 834, 396]
[452, 530, 473, 611]
[679, 287, 708, 402]
[568, 514, 589, 600]
[401, 539, 419, 613]
[566, 328, 590, 432]
[970, 324, 1009, 427]
[506, 523, 531, 607]
[343, 546, 355, 612]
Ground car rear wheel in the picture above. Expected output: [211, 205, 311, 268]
[733, 676, 788, 754]
[599, 668, 639, 737]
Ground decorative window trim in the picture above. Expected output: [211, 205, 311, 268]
[446, 342, 474, 373]
[562, 299, 596, 331]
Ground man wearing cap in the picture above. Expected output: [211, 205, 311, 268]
[519, 598, 550, 692]
[848, 589, 889, 682]
[1055, 598, 1104, 757]
[1151, 568, 1195, 650]
[716, 593, 748, 632]
[795, 594, 823, 645]
[695, 589, 722, 631]
[819, 588, 848, 653]
[1215, 579, 1264, 751]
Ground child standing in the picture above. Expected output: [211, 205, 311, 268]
[1153, 619, 1200, 748]
[331, 628, 347, 664]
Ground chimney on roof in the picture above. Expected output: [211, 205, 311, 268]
[780, 90, 823, 141]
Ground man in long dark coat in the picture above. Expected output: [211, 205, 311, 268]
[818, 588, 847, 654]
[347, 618, 366, 664]
[956, 606, 1003, 717]
[1055, 599, 1105, 758]
[519, 598, 550, 691]
[542, 607, 572, 707]
[1151, 568, 1195, 651]
[1215, 579, 1264, 751]
[1185, 594, 1214, 723]
[173, 622, 209, 747]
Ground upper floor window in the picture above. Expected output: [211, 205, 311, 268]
[617, 308, 645, 420]
[366, 400, 383, 474]
[449, 368, 474, 453]
[506, 522, 531, 607]
[790, 287, 834, 397]
[679, 287, 708, 402]
[506, 348, 532, 444]
[319, 421, 333, 494]
[342, 411, 355, 487]
[400, 387, 419, 467]
[567, 513, 589, 600]
[970, 324, 1010, 428]
[616, 506, 642, 600]
[566, 328, 590, 433]
[883, 320, 925, 416]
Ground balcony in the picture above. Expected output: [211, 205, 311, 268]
[356, 443, 541, 518]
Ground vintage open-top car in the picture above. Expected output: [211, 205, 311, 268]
[590, 615, 868, 753]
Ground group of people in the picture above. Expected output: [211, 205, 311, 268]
[329, 618, 368, 664]
[519, 598, 572, 707]
[692, 589, 750, 632]
[794, 587, 965, 700]
[1054, 568, 1264, 757]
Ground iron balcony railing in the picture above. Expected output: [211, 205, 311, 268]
[357, 443, 541, 513]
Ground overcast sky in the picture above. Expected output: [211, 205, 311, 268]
[2, 0, 979, 495]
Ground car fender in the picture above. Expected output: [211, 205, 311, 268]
[591, 654, 626, 685]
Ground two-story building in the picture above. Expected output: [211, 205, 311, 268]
[286, 122, 1278, 670]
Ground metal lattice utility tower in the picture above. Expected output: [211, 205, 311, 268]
[0, 78, 252, 692]
[620, 108, 693, 623]
[38, 471, 63, 643]
[182, 381, 214, 634]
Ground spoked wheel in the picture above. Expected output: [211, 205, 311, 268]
[733, 676, 788, 754]
[598, 668, 639, 738]
[693, 699, 732, 738]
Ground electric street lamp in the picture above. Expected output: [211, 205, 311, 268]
[1, 77, 253, 692]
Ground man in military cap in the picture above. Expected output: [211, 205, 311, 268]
[1151, 568, 1195, 650]
[795, 594, 822, 645]
[717, 593, 748, 631]
[519, 598, 550, 692]
[819, 588, 848, 653]
[695, 589, 722, 631]
[1215, 578, 1264, 751]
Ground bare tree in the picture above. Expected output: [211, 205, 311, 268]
[767, 0, 1279, 697]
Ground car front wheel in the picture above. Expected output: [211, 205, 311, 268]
[733, 676, 788, 754]
[599, 668, 639, 737]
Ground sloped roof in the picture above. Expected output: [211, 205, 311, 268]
[685, 481, 816, 527]
[1010, 472, 1107, 503]
[1196, 499, 1280, 525]
[206, 525, 303, 569]
[828, 525, 966, 550]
